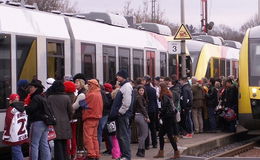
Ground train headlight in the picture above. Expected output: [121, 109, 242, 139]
[252, 88, 257, 97]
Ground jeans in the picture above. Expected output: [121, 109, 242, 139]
[208, 107, 217, 131]
[98, 115, 108, 145]
[116, 115, 131, 160]
[12, 145, 23, 160]
[184, 108, 194, 134]
[30, 121, 51, 160]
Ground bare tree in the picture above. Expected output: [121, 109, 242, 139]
[208, 24, 244, 42]
[240, 14, 260, 33]
[20, 0, 78, 12]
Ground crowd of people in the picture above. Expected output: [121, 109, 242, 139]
[2, 69, 239, 160]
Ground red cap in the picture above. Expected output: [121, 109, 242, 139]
[9, 94, 20, 101]
[103, 83, 113, 93]
[64, 81, 76, 93]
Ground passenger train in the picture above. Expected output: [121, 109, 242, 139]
[239, 26, 260, 131]
[0, 1, 241, 149]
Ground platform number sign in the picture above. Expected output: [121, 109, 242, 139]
[168, 41, 181, 54]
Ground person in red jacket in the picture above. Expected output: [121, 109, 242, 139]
[2, 94, 28, 160]
[82, 79, 103, 160]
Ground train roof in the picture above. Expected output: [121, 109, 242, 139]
[0, 4, 70, 40]
[249, 25, 260, 38]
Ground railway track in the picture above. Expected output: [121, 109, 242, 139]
[206, 137, 260, 160]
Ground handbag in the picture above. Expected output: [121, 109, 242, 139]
[176, 111, 181, 122]
[47, 125, 56, 141]
[107, 121, 116, 134]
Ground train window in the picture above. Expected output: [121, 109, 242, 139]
[119, 48, 130, 76]
[160, 52, 167, 77]
[0, 34, 11, 109]
[232, 61, 239, 79]
[16, 36, 37, 82]
[81, 43, 96, 80]
[146, 51, 155, 77]
[220, 59, 225, 76]
[226, 60, 231, 76]
[213, 58, 219, 78]
[133, 49, 144, 80]
[249, 40, 260, 86]
[169, 54, 177, 76]
[103, 46, 116, 83]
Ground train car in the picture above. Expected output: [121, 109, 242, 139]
[186, 37, 240, 80]
[0, 2, 176, 135]
[239, 26, 260, 131]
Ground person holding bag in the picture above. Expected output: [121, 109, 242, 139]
[154, 82, 180, 159]
[25, 80, 51, 160]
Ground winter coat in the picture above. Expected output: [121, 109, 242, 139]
[47, 93, 72, 139]
[3, 102, 28, 145]
[221, 86, 238, 108]
[206, 85, 218, 108]
[26, 92, 46, 123]
[180, 83, 193, 109]
[160, 95, 175, 118]
[102, 91, 113, 117]
[144, 84, 158, 113]
[110, 81, 133, 120]
[192, 84, 205, 108]
[82, 79, 103, 120]
[169, 82, 181, 110]
[134, 95, 148, 119]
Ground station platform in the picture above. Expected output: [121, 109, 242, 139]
[101, 125, 248, 160]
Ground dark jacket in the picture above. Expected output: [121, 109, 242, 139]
[47, 93, 72, 139]
[26, 92, 46, 123]
[180, 83, 193, 109]
[192, 84, 205, 108]
[206, 85, 218, 108]
[102, 91, 113, 117]
[110, 81, 133, 120]
[160, 95, 175, 118]
[169, 82, 181, 109]
[134, 95, 148, 118]
[221, 86, 238, 109]
[144, 84, 158, 113]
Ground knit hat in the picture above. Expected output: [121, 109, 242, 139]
[103, 83, 113, 93]
[73, 73, 86, 82]
[144, 75, 151, 81]
[17, 80, 29, 88]
[46, 78, 55, 90]
[9, 94, 20, 101]
[116, 69, 128, 79]
[64, 81, 76, 93]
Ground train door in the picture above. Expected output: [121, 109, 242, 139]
[81, 43, 96, 80]
[232, 60, 239, 79]
[0, 34, 11, 109]
[160, 52, 167, 77]
[226, 60, 231, 77]
[178, 55, 192, 78]
[47, 40, 65, 80]
[213, 58, 220, 78]
[168, 54, 178, 78]
[220, 59, 226, 77]
[103, 46, 116, 83]
[146, 50, 155, 77]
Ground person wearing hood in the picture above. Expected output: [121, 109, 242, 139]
[2, 94, 28, 160]
[82, 79, 103, 160]
[25, 79, 51, 160]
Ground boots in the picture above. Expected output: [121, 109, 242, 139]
[136, 148, 144, 157]
[153, 150, 164, 158]
[172, 150, 180, 159]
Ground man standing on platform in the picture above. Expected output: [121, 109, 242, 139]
[110, 69, 133, 160]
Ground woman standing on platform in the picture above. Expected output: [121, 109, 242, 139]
[134, 85, 149, 157]
[154, 82, 180, 159]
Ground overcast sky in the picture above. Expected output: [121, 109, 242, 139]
[71, 0, 258, 31]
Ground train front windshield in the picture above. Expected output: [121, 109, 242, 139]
[249, 39, 260, 86]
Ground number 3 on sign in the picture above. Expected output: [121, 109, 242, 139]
[168, 41, 181, 54]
